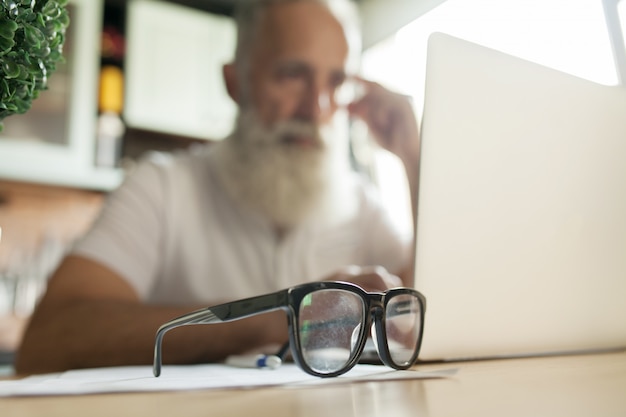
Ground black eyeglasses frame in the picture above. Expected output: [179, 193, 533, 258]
[153, 280, 426, 378]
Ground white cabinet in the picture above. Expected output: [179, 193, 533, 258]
[0, 0, 123, 191]
[0, 0, 238, 191]
[124, 0, 237, 141]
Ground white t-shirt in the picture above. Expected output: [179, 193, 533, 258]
[73, 145, 412, 305]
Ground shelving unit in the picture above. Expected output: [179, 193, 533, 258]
[0, 0, 123, 191]
[0, 0, 237, 191]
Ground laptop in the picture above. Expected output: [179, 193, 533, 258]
[414, 33, 626, 362]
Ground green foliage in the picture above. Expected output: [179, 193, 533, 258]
[0, 0, 70, 131]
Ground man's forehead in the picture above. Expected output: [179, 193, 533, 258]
[255, 1, 349, 60]
[260, 0, 338, 24]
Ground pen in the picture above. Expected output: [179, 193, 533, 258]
[225, 354, 282, 370]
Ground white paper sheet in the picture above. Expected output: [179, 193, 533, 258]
[0, 364, 457, 397]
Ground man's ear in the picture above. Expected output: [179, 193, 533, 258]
[223, 63, 240, 104]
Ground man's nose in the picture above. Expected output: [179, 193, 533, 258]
[295, 84, 333, 122]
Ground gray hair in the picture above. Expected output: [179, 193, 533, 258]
[232, 0, 362, 97]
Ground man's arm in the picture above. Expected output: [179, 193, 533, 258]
[347, 77, 420, 208]
[348, 78, 420, 286]
[15, 255, 288, 375]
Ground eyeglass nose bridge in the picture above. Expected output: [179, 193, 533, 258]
[367, 300, 388, 359]
[364, 294, 386, 324]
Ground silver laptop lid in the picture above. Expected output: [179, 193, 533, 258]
[415, 33, 626, 361]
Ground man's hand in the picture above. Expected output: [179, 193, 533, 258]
[347, 77, 420, 167]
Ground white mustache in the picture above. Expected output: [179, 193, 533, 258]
[253, 120, 324, 148]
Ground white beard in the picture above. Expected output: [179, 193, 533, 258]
[211, 110, 357, 230]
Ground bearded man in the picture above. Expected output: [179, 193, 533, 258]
[16, 0, 420, 374]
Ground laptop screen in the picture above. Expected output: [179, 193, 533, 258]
[415, 33, 626, 361]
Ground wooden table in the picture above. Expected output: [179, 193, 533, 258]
[2, 350, 625, 417]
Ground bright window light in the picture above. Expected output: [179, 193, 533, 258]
[362, 0, 619, 117]
[360, 0, 620, 235]
[617, 0, 626, 45]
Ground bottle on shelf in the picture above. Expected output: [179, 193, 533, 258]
[95, 65, 125, 168]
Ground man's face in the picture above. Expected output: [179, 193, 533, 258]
[245, 1, 350, 145]
[214, 2, 354, 229]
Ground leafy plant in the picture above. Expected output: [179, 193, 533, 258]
[0, 0, 70, 132]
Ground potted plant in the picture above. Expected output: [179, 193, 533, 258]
[0, 0, 70, 131]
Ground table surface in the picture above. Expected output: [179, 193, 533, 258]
[2, 350, 625, 417]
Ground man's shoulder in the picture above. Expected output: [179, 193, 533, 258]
[138, 143, 212, 168]
[127, 144, 212, 179]
[113, 144, 217, 200]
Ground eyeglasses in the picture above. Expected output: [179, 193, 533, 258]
[153, 281, 427, 378]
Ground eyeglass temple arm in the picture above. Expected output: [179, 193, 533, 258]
[386, 299, 425, 318]
[153, 290, 289, 377]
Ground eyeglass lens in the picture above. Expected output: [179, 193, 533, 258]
[297, 289, 364, 374]
[297, 289, 423, 374]
[384, 294, 422, 366]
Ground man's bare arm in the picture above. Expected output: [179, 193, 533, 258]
[15, 255, 288, 375]
[348, 78, 420, 287]
[347, 77, 420, 221]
